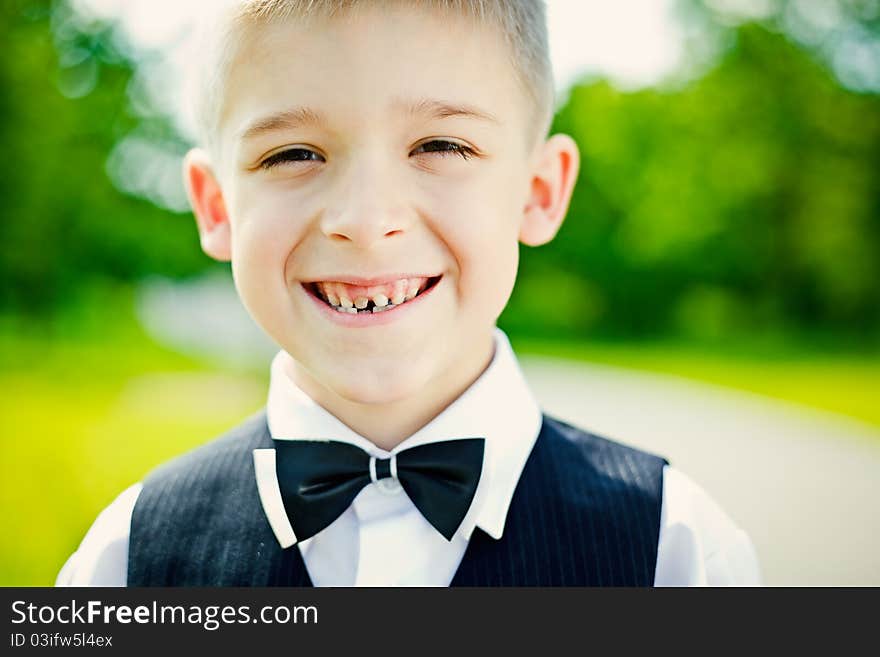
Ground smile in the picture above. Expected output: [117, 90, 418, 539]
[301, 275, 443, 324]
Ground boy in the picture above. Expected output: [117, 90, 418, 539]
[57, 0, 760, 586]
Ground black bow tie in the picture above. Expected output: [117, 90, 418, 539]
[272, 438, 485, 542]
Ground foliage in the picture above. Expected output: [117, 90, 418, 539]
[503, 23, 880, 343]
[0, 0, 210, 316]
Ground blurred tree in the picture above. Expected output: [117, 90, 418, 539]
[505, 20, 880, 342]
[675, 0, 880, 94]
[0, 0, 208, 315]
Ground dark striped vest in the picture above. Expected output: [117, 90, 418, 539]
[128, 410, 668, 586]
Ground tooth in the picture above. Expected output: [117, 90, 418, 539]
[354, 296, 369, 309]
[405, 278, 421, 300]
[339, 293, 353, 308]
[391, 278, 406, 304]
[326, 289, 340, 306]
[372, 305, 389, 313]
[373, 294, 389, 308]
[346, 307, 357, 314]
[334, 305, 348, 313]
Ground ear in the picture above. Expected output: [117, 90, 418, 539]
[519, 133, 580, 246]
[183, 148, 232, 261]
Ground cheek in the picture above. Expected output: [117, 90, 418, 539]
[227, 191, 314, 332]
[434, 181, 522, 316]
[229, 189, 309, 283]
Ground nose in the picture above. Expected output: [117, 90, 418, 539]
[319, 159, 411, 247]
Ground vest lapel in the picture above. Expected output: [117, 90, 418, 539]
[269, 544, 314, 587]
[450, 420, 549, 586]
[451, 415, 667, 586]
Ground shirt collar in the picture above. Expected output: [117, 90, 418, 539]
[260, 327, 542, 544]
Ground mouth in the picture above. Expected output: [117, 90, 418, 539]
[302, 275, 443, 315]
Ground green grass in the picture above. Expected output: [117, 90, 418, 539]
[0, 308, 267, 586]
[2, 299, 877, 585]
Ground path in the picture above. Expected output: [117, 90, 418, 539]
[519, 355, 880, 586]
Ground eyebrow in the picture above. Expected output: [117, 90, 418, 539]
[238, 98, 498, 142]
[238, 106, 324, 141]
[396, 97, 500, 124]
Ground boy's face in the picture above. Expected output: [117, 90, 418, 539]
[188, 5, 577, 409]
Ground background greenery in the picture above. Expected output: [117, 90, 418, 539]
[0, 0, 877, 584]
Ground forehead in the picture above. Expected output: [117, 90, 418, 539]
[219, 5, 529, 147]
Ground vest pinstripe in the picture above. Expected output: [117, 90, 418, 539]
[128, 410, 667, 586]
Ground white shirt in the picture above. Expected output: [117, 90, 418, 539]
[56, 328, 761, 587]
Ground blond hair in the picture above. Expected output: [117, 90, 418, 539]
[192, 0, 554, 154]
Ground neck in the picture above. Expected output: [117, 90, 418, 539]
[285, 332, 496, 451]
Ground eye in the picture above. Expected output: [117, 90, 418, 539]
[259, 147, 325, 170]
[411, 140, 476, 160]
